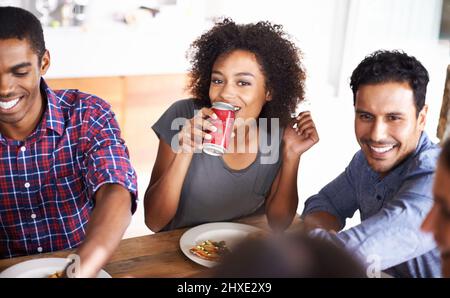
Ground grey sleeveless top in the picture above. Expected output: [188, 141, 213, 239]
[152, 99, 283, 231]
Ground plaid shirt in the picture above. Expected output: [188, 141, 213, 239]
[0, 79, 137, 259]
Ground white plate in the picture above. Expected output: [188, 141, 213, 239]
[179, 222, 261, 268]
[0, 258, 111, 278]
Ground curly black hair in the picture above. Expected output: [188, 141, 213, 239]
[187, 18, 306, 127]
[350, 50, 429, 116]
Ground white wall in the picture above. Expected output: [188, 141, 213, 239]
[205, 0, 344, 95]
[336, 0, 447, 147]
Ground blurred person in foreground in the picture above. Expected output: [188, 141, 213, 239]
[210, 233, 366, 278]
[422, 138, 450, 277]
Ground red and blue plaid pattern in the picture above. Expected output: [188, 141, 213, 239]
[0, 79, 137, 258]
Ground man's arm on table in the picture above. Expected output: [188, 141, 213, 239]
[68, 98, 137, 277]
[72, 184, 132, 277]
[302, 211, 342, 232]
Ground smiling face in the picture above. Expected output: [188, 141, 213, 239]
[0, 38, 49, 139]
[209, 50, 270, 122]
[421, 162, 450, 277]
[354, 82, 426, 176]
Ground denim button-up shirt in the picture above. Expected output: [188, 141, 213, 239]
[301, 132, 441, 277]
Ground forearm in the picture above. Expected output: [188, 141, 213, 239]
[302, 211, 342, 232]
[266, 154, 301, 231]
[74, 184, 132, 277]
[144, 152, 193, 232]
[336, 200, 437, 270]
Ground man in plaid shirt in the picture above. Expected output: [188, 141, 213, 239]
[0, 7, 138, 277]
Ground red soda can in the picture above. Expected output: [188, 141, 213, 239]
[203, 102, 236, 156]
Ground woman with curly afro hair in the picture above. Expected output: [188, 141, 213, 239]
[144, 19, 319, 232]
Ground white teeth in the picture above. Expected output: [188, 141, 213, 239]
[370, 145, 394, 153]
[0, 98, 20, 110]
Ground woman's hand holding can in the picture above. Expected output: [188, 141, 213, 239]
[177, 107, 218, 153]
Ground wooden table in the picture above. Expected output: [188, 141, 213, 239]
[0, 215, 303, 278]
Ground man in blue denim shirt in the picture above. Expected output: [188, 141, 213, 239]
[301, 50, 441, 278]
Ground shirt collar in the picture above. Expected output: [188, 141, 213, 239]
[40, 78, 65, 136]
[0, 78, 64, 144]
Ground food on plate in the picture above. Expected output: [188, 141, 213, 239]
[190, 240, 230, 261]
[47, 270, 64, 278]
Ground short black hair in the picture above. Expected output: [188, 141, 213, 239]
[187, 18, 306, 127]
[0, 6, 46, 61]
[350, 50, 429, 116]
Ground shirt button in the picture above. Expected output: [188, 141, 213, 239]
[31, 213, 36, 219]
[376, 195, 382, 200]
[24, 182, 30, 188]
[20, 146, 26, 152]
[37, 247, 43, 253]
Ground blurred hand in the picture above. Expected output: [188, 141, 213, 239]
[178, 107, 217, 153]
[282, 111, 319, 159]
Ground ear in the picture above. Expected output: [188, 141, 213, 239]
[265, 90, 272, 102]
[40, 50, 50, 76]
[418, 104, 428, 129]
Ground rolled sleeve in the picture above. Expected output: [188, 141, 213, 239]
[83, 101, 138, 213]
